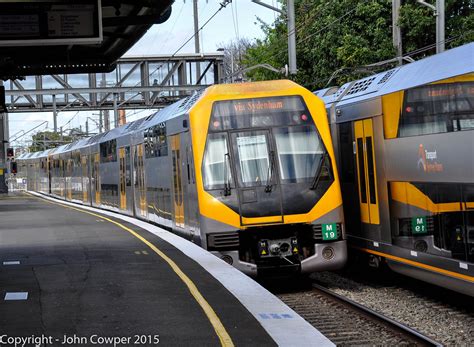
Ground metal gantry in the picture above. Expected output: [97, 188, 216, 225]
[5, 53, 224, 117]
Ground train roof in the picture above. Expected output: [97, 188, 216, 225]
[316, 42, 473, 107]
[19, 80, 311, 159]
[135, 89, 207, 131]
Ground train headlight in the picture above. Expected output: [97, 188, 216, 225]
[322, 246, 334, 260]
[220, 255, 233, 265]
[279, 242, 290, 253]
[269, 243, 280, 255]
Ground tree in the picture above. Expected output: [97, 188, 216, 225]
[219, 38, 254, 82]
[399, 0, 473, 55]
[29, 131, 73, 152]
[243, 0, 473, 90]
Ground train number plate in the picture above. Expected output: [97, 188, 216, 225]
[411, 216, 427, 234]
[322, 223, 338, 241]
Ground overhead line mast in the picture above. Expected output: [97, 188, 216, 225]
[252, 0, 297, 75]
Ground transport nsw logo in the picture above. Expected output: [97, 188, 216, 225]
[417, 144, 444, 172]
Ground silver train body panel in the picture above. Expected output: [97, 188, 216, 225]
[315, 43, 474, 295]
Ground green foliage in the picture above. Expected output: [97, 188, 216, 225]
[399, 0, 474, 55]
[29, 131, 73, 152]
[243, 0, 473, 90]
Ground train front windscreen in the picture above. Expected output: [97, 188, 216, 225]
[202, 96, 334, 217]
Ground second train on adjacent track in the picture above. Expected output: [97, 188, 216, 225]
[315, 43, 473, 296]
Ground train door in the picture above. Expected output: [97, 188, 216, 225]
[125, 146, 132, 213]
[93, 153, 101, 205]
[67, 159, 72, 200]
[81, 155, 88, 203]
[59, 158, 64, 197]
[184, 135, 199, 239]
[230, 130, 284, 225]
[134, 144, 147, 217]
[171, 134, 185, 229]
[47, 156, 52, 194]
[119, 147, 127, 210]
[354, 119, 380, 225]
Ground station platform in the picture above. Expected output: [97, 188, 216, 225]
[0, 193, 333, 347]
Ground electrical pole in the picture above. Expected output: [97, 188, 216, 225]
[52, 94, 58, 132]
[193, 0, 201, 83]
[416, 0, 445, 53]
[251, 0, 296, 75]
[104, 110, 110, 131]
[113, 93, 118, 128]
[392, 0, 402, 65]
[436, 0, 445, 53]
[287, 0, 297, 75]
[100, 73, 106, 132]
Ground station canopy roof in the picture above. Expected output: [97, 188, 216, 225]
[0, 0, 174, 79]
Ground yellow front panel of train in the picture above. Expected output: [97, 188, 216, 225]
[188, 80, 343, 229]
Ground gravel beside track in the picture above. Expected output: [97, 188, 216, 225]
[277, 288, 422, 345]
[310, 270, 474, 346]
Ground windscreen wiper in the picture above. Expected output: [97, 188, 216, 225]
[265, 150, 275, 193]
[223, 153, 232, 196]
[310, 152, 328, 191]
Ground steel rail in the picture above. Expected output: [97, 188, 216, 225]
[311, 282, 443, 346]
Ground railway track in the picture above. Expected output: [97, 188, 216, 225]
[309, 269, 474, 346]
[276, 281, 441, 346]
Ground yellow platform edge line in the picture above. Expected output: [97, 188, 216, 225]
[25, 192, 234, 347]
[355, 246, 474, 283]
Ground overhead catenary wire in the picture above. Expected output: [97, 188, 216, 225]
[104, 0, 232, 121]
[145, 1, 186, 56]
[80, 0, 232, 136]
[305, 32, 472, 89]
[260, 5, 358, 71]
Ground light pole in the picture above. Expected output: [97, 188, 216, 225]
[417, 0, 445, 53]
[392, 0, 402, 65]
[251, 0, 296, 75]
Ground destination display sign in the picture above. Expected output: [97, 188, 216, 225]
[214, 96, 306, 117]
[408, 82, 474, 101]
[0, 0, 102, 46]
[210, 96, 312, 131]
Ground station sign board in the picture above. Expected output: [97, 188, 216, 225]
[0, 0, 102, 47]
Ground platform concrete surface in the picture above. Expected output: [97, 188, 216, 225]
[0, 193, 333, 347]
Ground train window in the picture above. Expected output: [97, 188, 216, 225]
[202, 133, 232, 190]
[100, 139, 117, 163]
[398, 82, 474, 137]
[365, 137, 377, 205]
[338, 122, 355, 183]
[234, 132, 269, 186]
[356, 138, 367, 203]
[274, 125, 324, 183]
[144, 125, 168, 158]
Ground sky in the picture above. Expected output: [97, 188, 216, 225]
[9, 0, 281, 149]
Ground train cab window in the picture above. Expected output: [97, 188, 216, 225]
[202, 133, 232, 190]
[398, 82, 474, 137]
[274, 125, 324, 183]
[233, 132, 270, 186]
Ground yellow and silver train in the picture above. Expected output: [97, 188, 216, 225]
[316, 43, 473, 296]
[18, 80, 347, 276]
